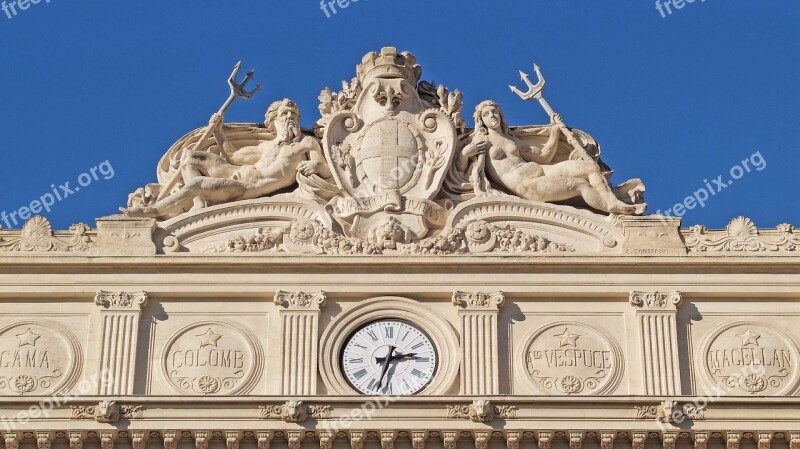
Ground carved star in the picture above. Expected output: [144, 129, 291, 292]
[737, 328, 761, 347]
[16, 328, 40, 347]
[196, 328, 222, 348]
[554, 328, 580, 347]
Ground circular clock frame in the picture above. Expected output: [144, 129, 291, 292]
[319, 297, 459, 395]
[341, 319, 439, 395]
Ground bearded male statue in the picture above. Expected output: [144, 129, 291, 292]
[454, 100, 646, 215]
[125, 99, 332, 219]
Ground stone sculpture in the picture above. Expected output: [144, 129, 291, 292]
[125, 100, 332, 219]
[454, 101, 646, 215]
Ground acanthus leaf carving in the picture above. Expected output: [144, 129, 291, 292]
[95, 291, 149, 311]
[634, 400, 704, 423]
[258, 400, 330, 422]
[446, 400, 516, 422]
[70, 401, 144, 423]
[685, 217, 800, 253]
[0, 217, 93, 253]
[629, 291, 682, 310]
[452, 291, 505, 310]
[274, 290, 326, 310]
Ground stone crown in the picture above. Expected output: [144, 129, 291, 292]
[356, 47, 422, 85]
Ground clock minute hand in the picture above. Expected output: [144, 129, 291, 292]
[376, 345, 396, 391]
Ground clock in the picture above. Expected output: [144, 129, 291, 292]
[341, 320, 438, 395]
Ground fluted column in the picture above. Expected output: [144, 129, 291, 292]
[630, 291, 683, 395]
[452, 291, 505, 394]
[94, 290, 148, 395]
[274, 290, 326, 395]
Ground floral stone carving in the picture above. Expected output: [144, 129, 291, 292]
[0, 216, 92, 252]
[71, 401, 144, 423]
[446, 400, 517, 422]
[684, 217, 800, 252]
[162, 321, 263, 396]
[0, 321, 82, 395]
[204, 218, 573, 255]
[522, 322, 623, 395]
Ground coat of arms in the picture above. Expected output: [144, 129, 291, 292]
[320, 48, 457, 243]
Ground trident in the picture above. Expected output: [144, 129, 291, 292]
[157, 61, 264, 201]
[509, 64, 594, 162]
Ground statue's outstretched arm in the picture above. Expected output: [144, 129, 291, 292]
[519, 125, 560, 165]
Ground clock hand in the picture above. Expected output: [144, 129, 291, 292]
[376, 345, 396, 391]
[375, 352, 417, 363]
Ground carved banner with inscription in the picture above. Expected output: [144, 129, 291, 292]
[0, 321, 82, 395]
[522, 322, 623, 395]
[701, 321, 799, 395]
[162, 321, 263, 395]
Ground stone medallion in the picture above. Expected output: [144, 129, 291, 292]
[162, 321, 263, 395]
[0, 321, 82, 395]
[701, 321, 799, 395]
[522, 321, 623, 395]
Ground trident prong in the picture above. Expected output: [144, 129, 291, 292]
[228, 61, 263, 100]
[508, 62, 596, 163]
[156, 60, 264, 201]
[510, 64, 546, 101]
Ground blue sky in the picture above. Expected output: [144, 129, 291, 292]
[0, 0, 797, 230]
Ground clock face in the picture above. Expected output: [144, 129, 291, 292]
[341, 320, 437, 395]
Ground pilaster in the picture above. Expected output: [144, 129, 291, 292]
[94, 290, 148, 395]
[630, 291, 683, 395]
[452, 291, 505, 394]
[274, 290, 326, 395]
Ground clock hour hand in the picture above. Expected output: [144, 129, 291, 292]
[376, 345, 396, 391]
[375, 352, 417, 363]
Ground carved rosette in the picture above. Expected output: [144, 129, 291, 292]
[520, 321, 623, 395]
[699, 321, 800, 395]
[0, 321, 82, 395]
[162, 321, 263, 396]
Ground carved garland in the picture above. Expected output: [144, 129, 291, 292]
[684, 217, 800, 252]
[203, 218, 573, 255]
[0, 216, 93, 252]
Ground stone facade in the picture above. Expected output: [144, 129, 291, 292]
[0, 47, 798, 449]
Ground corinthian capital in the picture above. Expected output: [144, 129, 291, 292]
[452, 291, 505, 310]
[95, 291, 148, 311]
[629, 291, 682, 311]
[274, 290, 326, 310]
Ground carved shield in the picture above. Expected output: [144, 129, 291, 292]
[357, 119, 420, 190]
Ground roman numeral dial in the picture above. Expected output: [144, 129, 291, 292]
[341, 320, 437, 395]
